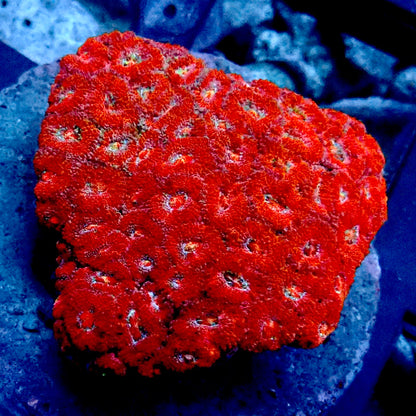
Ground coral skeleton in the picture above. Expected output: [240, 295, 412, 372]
[34, 31, 387, 376]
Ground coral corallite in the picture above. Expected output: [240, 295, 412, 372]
[34, 31, 387, 376]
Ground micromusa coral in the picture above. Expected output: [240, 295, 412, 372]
[34, 31, 387, 376]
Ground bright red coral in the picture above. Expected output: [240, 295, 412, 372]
[34, 31, 387, 376]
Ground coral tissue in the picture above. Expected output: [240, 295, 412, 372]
[34, 31, 387, 376]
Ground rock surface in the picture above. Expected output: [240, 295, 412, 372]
[392, 66, 416, 102]
[0, 0, 129, 64]
[250, 1, 334, 99]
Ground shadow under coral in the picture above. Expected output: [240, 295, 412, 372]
[61, 348, 255, 413]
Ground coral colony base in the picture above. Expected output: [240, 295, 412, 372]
[34, 31, 387, 377]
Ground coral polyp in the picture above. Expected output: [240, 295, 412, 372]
[34, 31, 387, 376]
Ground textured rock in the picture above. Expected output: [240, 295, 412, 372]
[135, 0, 218, 48]
[0, 61, 61, 416]
[329, 97, 416, 124]
[392, 66, 416, 102]
[242, 62, 295, 90]
[0, 47, 382, 416]
[342, 35, 398, 81]
[34, 31, 386, 377]
[0, 0, 129, 64]
[342, 35, 398, 96]
[190, 0, 225, 51]
[223, 0, 274, 30]
[193, 51, 296, 90]
[391, 334, 416, 371]
[252, 2, 333, 99]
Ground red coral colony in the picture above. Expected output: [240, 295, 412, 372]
[34, 31, 387, 376]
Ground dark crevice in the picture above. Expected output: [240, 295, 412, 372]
[163, 4, 177, 19]
[216, 25, 255, 65]
[31, 225, 60, 296]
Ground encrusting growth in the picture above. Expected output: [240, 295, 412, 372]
[34, 31, 387, 376]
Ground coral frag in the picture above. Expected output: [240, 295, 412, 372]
[34, 31, 387, 376]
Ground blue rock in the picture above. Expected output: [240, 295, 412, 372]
[342, 35, 398, 95]
[243, 62, 295, 89]
[392, 66, 416, 102]
[22, 315, 40, 333]
[391, 335, 416, 372]
[328, 97, 416, 124]
[133, 0, 218, 48]
[251, 1, 333, 99]
[222, 0, 273, 31]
